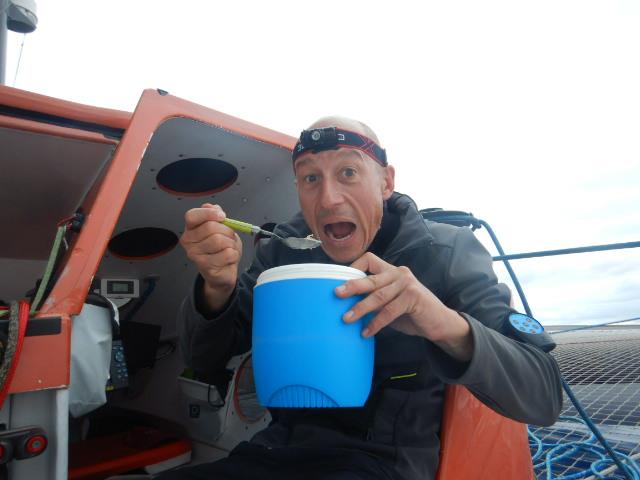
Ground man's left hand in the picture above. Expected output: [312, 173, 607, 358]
[336, 252, 474, 362]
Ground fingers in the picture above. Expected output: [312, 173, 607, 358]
[337, 267, 398, 300]
[182, 220, 236, 246]
[340, 269, 407, 322]
[361, 298, 409, 337]
[181, 227, 241, 260]
[343, 278, 397, 313]
[197, 246, 241, 271]
[182, 204, 236, 245]
[179, 204, 243, 292]
[336, 252, 399, 300]
[188, 238, 240, 263]
[336, 256, 418, 337]
[349, 251, 390, 275]
[184, 204, 225, 231]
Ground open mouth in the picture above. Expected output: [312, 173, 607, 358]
[324, 222, 356, 241]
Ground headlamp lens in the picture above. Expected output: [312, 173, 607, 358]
[293, 126, 387, 167]
[301, 127, 338, 149]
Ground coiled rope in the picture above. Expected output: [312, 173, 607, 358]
[529, 416, 640, 480]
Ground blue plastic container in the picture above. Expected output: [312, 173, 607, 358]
[253, 263, 374, 408]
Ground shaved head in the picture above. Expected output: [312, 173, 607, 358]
[293, 116, 395, 262]
[308, 116, 381, 146]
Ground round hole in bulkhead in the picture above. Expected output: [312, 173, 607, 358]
[108, 227, 179, 260]
[155, 157, 238, 196]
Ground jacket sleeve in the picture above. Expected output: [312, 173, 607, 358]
[424, 227, 563, 427]
[177, 239, 276, 381]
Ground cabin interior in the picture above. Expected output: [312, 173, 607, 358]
[0, 88, 302, 478]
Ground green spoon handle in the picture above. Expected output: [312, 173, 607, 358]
[222, 218, 260, 235]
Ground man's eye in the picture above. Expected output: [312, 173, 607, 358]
[304, 174, 318, 183]
[342, 168, 357, 178]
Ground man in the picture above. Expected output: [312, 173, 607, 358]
[164, 117, 563, 480]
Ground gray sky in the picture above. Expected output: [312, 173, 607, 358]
[5, 0, 640, 325]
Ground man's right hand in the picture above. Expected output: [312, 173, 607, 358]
[180, 203, 243, 312]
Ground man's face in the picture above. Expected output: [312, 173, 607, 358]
[294, 148, 394, 263]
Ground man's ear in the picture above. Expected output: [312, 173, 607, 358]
[381, 165, 395, 200]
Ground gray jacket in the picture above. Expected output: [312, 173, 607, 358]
[179, 192, 563, 480]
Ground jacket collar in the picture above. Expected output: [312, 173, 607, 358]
[381, 192, 434, 260]
[281, 192, 433, 263]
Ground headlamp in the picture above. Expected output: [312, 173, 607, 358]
[292, 127, 387, 167]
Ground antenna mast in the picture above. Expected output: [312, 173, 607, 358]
[0, 0, 38, 85]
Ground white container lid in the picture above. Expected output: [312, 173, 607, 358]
[255, 263, 366, 286]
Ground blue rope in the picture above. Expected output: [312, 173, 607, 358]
[529, 416, 640, 480]
[492, 240, 640, 262]
[551, 317, 640, 335]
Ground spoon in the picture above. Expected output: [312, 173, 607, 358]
[222, 218, 322, 250]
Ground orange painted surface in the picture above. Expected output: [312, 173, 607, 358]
[0, 114, 120, 144]
[0, 84, 130, 130]
[437, 385, 535, 480]
[8, 315, 71, 393]
[68, 426, 191, 480]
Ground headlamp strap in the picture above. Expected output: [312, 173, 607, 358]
[292, 127, 387, 167]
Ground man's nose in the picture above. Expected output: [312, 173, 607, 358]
[318, 179, 344, 209]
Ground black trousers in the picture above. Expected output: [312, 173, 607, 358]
[155, 442, 396, 480]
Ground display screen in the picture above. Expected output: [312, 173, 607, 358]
[107, 280, 134, 295]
